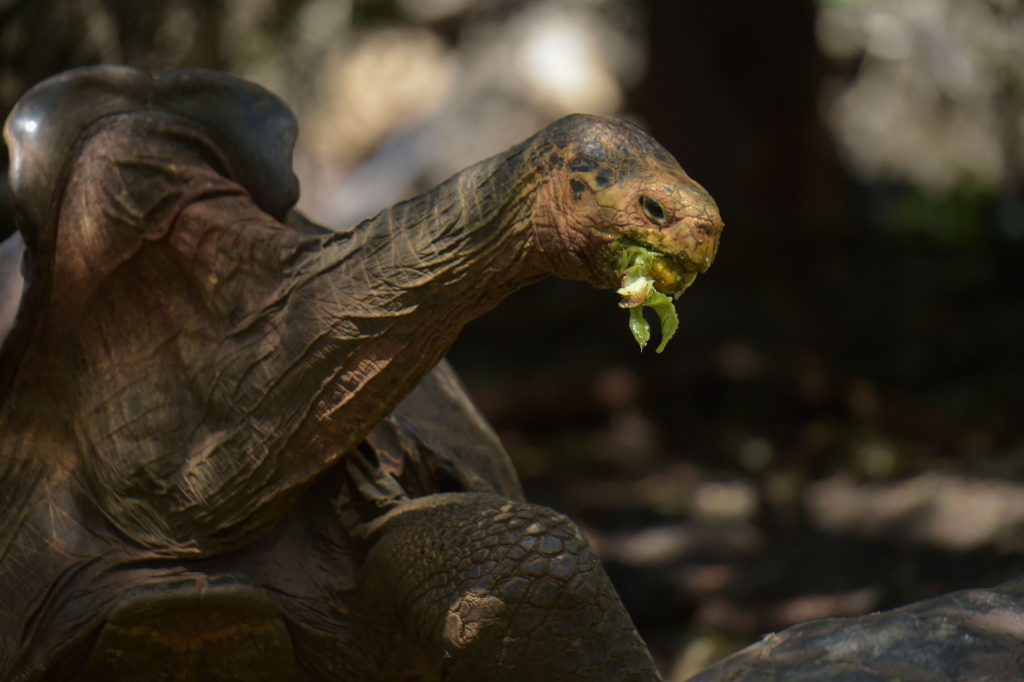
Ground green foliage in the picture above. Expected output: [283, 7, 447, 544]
[614, 241, 681, 353]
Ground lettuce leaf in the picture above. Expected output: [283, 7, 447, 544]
[615, 243, 681, 353]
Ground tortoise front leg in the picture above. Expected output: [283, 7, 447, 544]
[356, 493, 660, 681]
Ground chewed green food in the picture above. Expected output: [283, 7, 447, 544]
[614, 242, 686, 353]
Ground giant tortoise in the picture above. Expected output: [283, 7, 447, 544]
[0, 66, 723, 681]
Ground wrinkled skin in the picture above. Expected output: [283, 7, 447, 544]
[0, 67, 722, 681]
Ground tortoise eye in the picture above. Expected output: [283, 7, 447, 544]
[640, 196, 667, 225]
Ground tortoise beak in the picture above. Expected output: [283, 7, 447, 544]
[656, 178, 724, 277]
[658, 214, 723, 279]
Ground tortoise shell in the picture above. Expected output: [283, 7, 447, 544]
[0, 67, 524, 681]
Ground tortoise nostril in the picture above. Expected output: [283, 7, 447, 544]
[693, 218, 721, 237]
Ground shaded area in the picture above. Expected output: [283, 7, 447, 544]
[689, 578, 1024, 681]
[1, 0, 1022, 678]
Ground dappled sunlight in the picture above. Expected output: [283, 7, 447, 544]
[292, 0, 645, 226]
[807, 473, 1024, 552]
[817, 0, 1024, 192]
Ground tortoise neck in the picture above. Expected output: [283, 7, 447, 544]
[338, 137, 553, 304]
[0, 115, 565, 554]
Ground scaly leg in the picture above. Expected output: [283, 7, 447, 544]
[357, 493, 661, 681]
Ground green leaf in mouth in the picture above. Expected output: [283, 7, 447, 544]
[613, 241, 684, 353]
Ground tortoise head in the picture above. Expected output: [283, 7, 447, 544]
[533, 114, 723, 294]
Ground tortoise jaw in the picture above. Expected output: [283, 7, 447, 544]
[601, 206, 721, 296]
[606, 236, 703, 298]
[647, 253, 699, 296]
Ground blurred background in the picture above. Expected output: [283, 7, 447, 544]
[1, 0, 1022, 677]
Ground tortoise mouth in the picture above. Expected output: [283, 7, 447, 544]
[646, 252, 698, 296]
[608, 237, 700, 297]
